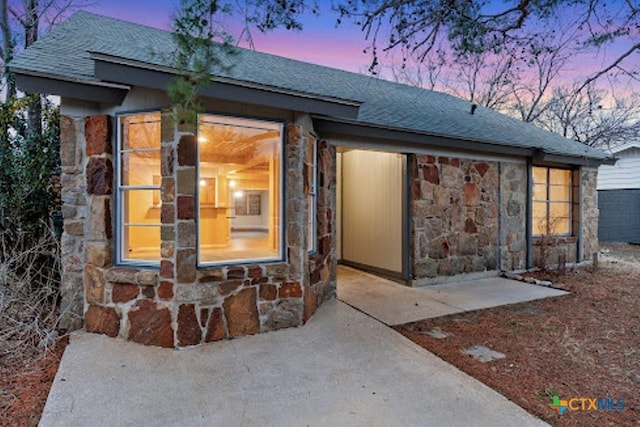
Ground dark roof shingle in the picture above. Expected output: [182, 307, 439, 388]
[10, 11, 609, 161]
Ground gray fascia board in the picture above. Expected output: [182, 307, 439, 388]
[93, 58, 360, 119]
[315, 117, 613, 165]
[14, 72, 129, 104]
[314, 117, 534, 157]
[538, 153, 614, 167]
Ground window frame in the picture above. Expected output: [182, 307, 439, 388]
[196, 112, 287, 268]
[308, 138, 318, 254]
[531, 165, 573, 237]
[114, 110, 162, 267]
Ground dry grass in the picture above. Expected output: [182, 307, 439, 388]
[0, 225, 64, 363]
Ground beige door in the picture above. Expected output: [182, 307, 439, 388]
[339, 149, 404, 274]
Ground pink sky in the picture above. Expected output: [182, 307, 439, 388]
[86, 0, 372, 73]
[84, 0, 639, 95]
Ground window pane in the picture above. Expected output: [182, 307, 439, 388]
[532, 217, 547, 236]
[533, 201, 547, 235]
[532, 167, 547, 185]
[121, 113, 161, 150]
[533, 183, 547, 201]
[552, 218, 571, 235]
[118, 112, 162, 264]
[549, 184, 570, 202]
[549, 168, 570, 185]
[123, 225, 160, 260]
[549, 202, 570, 219]
[121, 151, 160, 186]
[123, 190, 161, 224]
[198, 114, 282, 264]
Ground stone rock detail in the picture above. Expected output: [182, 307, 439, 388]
[279, 282, 302, 298]
[86, 157, 113, 195]
[500, 163, 527, 271]
[157, 281, 174, 300]
[84, 266, 104, 304]
[177, 196, 195, 220]
[205, 307, 226, 342]
[112, 283, 139, 303]
[176, 249, 196, 283]
[177, 134, 196, 166]
[223, 288, 259, 337]
[85, 115, 112, 156]
[260, 284, 277, 301]
[177, 304, 201, 346]
[303, 285, 317, 323]
[263, 299, 303, 331]
[59, 115, 87, 330]
[127, 300, 174, 348]
[86, 242, 111, 268]
[412, 156, 498, 283]
[581, 167, 599, 261]
[85, 305, 119, 338]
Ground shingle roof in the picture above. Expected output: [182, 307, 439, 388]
[10, 11, 610, 161]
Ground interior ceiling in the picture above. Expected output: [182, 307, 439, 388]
[200, 126, 279, 164]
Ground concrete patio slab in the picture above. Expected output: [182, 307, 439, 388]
[337, 266, 568, 325]
[40, 301, 547, 427]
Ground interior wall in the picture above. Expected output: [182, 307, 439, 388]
[340, 149, 404, 273]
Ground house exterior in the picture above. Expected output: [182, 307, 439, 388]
[11, 12, 611, 348]
[597, 143, 640, 243]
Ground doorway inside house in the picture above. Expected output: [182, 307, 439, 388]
[336, 148, 408, 282]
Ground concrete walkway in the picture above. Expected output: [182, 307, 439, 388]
[337, 266, 568, 325]
[41, 300, 548, 427]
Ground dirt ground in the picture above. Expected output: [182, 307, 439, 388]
[396, 243, 640, 426]
[1, 245, 638, 426]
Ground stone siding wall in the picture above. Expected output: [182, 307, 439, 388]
[499, 162, 527, 271]
[60, 113, 335, 347]
[581, 167, 599, 260]
[411, 155, 499, 283]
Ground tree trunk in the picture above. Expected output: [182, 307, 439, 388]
[25, 0, 42, 137]
[1, 0, 15, 99]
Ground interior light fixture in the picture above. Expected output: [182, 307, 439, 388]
[229, 180, 237, 188]
[233, 190, 244, 199]
[199, 179, 206, 187]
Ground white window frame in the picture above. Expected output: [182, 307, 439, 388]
[308, 139, 318, 253]
[115, 111, 162, 267]
[196, 113, 286, 267]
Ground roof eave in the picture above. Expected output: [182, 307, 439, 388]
[12, 68, 130, 104]
[90, 52, 362, 119]
[314, 115, 613, 165]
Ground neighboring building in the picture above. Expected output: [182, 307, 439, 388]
[597, 143, 640, 243]
[10, 12, 611, 348]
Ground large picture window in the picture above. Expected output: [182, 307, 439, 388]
[532, 166, 572, 236]
[197, 114, 283, 265]
[117, 112, 161, 263]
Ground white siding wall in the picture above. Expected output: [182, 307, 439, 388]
[598, 147, 640, 190]
[340, 150, 404, 273]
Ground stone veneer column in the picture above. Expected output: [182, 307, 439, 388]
[58, 116, 88, 330]
[499, 162, 527, 271]
[82, 116, 120, 337]
[580, 167, 599, 261]
[173, 118, 201, 346]
[306, 139, 337, 317]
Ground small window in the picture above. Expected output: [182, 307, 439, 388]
[532, 166, 571, 236]
[117, 112, 162, 264]
[197, 114, 283, 265]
